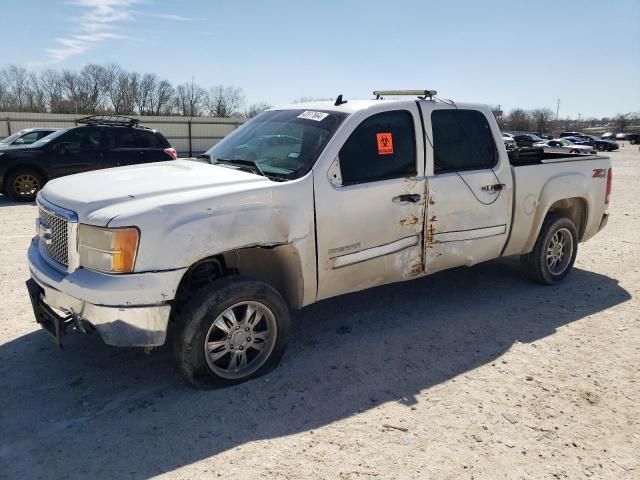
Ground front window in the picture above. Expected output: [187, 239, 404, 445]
[31, 128, 70, 147]
[201, 109, 347, 180]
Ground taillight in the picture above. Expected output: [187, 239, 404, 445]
[605, 167, 612, 204]
[164, 147, 177, 160]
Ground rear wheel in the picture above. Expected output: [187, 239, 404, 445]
[521, 214, 578, 285]
[5, 170, 44, 202]
[174, 276, 290, 388]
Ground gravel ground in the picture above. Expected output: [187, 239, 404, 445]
[0, 147, 638, 480]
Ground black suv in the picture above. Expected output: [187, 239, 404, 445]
[0, 116, 176, 201]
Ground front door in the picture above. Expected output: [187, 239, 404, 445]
[314, 106, 426, 300]
[420, 106, 512, 273]
[47, 127, 105, 177]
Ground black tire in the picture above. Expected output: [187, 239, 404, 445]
[5, 169, 44, 202]
[597, 144, 604, 152]
[520, 214, 578, 285]
[631, 139, 637, 145]
[174, 276, 290, 388]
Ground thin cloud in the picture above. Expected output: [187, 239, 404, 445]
[44, 0, 190, 63]
[146, 13, 194, 22]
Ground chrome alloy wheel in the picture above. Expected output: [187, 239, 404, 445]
[203, 301, 277, 380]
[13, 174, 41, 197]
[546, 227, 574, 275]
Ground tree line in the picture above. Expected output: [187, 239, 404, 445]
[0, 63, 271, 118]
[493, 107, 639, 134]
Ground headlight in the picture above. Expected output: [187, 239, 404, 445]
[79, 225, 140, 273]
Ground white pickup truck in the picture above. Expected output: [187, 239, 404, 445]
[26, 90, 612, 388]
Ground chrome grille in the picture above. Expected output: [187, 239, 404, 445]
[39, 207, 69, 267]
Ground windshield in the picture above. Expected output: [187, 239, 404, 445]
[529, 134, 544, 141]
[30, 128, 70, 147]
[201, 109, 347, 180]
[0, 132, 22, 144]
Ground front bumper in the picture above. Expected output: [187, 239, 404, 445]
[27, 237, 186, 347]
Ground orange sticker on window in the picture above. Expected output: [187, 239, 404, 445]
[376, 132, 394, 155]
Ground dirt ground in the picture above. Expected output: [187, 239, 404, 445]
[0, 147, 638, 480]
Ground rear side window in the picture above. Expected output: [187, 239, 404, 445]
[136, 129, 167, 148]
[107, 128, 138, 148]
[431, 109, 497, 173]
[339, 110, 416, 185]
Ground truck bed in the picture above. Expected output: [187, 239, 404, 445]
[508, 147, 605, 166]
[503, 153, 610, 257]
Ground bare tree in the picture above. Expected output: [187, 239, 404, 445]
[107, 67, 139, 114]
[243, 102, 271, 119]
[40, 69, 66, 113]
[2, 65, 31, 111]
[207, 85, 244, 117]
[78, 64, 110, 113]
[175, 81, 207, 116]
[149, 79, 174, 115]
[613, 113, 632, 133]
[505, 108, 531, 131]
[530, 108, 554, 134]
[25, 72, 46, 112]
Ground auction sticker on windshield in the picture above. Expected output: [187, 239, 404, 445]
[298, 111, 329, 122]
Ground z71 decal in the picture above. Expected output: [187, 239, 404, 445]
[592, 168, 608, 178]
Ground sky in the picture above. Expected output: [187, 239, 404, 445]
[1, 0, 639, 118]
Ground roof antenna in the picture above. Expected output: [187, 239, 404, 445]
[334, 94, 347, 106]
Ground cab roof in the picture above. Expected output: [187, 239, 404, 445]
[272, 98, 491, 115]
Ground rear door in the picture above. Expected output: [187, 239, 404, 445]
[102, 127, 143, 167]
[420, 106, 512, 273]
[314, 105, 426, 300]
[135, 129, 170, 163]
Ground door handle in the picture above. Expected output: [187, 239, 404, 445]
[392, 194, 421, 204]
[481, 184, 506, 192]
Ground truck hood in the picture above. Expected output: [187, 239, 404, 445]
[40, 159, 272, 224]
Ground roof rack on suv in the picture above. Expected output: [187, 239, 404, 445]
[76, 115, 140, 127]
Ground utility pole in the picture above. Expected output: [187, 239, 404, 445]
[556, 98, 560, 120]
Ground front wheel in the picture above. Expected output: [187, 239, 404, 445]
[520, 215, 578, 285]
[174, 276, 291, 388]
[5, 170, 44, 202]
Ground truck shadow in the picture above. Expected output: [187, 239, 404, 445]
[0, 257, 631, 478]
[0, 194, 35, 207]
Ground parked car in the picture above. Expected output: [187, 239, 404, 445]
[0, 116, 176, 201]
[601, 132, 617, 140]
[501, 133, 516, 150]
[562, 136, 593, 146]
[560, 131, 586, 138]
[615, 133, 640, 144]
[513, 133, 546, 147]
[544, 138, 597, 155]
[0, 128, 60, 149]
[26, 91, 612, 388]
[574, 134, 619, 152]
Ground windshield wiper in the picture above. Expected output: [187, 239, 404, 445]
[214, 158, 266, 177]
